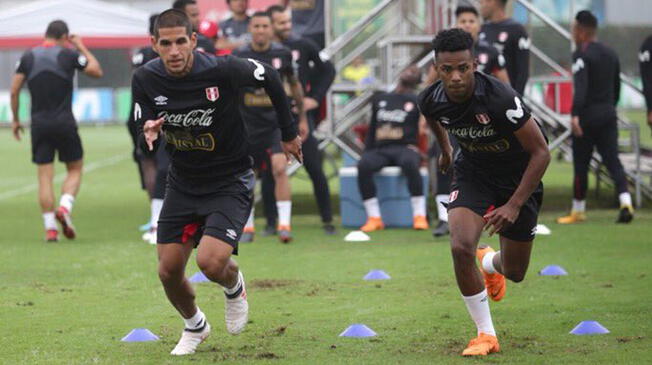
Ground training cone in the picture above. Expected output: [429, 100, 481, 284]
[189, 271, 210, 283]
[570, 321, 610, 335]
[344, 231, 370, 242]
[363, 270, 391, 280]
[121, 328, 160, 342]
[339, 324, 377, 337]
[535, 224, 551, 235]
[538, 265, 568, 276]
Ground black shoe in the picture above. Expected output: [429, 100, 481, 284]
[262, 225, 277, 236]
[432, 221, 449, 237]
[322, 224, 337, 235]
[616, 206, 634, 224]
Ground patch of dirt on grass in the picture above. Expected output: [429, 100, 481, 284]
[617, 336, 646, 343]
[249, 279, 299, 289]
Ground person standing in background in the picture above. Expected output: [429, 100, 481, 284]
[285, 0, 325, 49]
[173, 0, 217, 54]
[217, 0, 251, 52]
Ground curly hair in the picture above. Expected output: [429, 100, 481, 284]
[431, 28, 474, 59]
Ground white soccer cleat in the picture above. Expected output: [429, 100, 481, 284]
[148, 228, 157, 245]
[225, 271, 248, 335]
[170, 321, 211, 356]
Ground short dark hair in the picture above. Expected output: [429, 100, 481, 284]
[154, 9, 193, 38]
[575, 10, 598, 29]
[432, 28, 474, 59]
[267, 5, 286, 16]
[251, 10, 271, 20]
[172, 0, 196, 10]
[148, 14, 159, 36]
[455, 5, 478, 18]
[45, 20, 69, 39]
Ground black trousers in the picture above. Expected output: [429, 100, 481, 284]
[572, 118, 629, 200]
[261, 132, 333, 225]
[357, 145, 422, 200]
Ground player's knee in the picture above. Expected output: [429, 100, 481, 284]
[450, 241, 476, 262]
[196, 253, 229, 280]
[158, 264, 183, 285]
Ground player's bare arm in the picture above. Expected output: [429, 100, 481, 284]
[69, 35, 103, 78]
[288, 74, 309, 141]
[484, 118, 550, 235]
[425, 115, 453, 174]
[10, 73, 25, 141]
[143, 117, 165, 151]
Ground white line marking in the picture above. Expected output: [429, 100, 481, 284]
[0, 154, 130, 201]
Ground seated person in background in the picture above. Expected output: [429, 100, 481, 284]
[357, 65, 428, 232]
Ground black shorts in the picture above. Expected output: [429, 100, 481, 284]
[448, 164, 543, 242]
[157, 169, 255, 254]
[249, 129, 283, 171]
[31, 125, 83, 164]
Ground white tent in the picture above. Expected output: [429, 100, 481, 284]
[0, 0, 150, 49]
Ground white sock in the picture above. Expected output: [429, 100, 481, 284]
[150, 199, 163, 229]
[462, 289, 496, 336]
[482, 251, 498, 274]
[572, 199, 586, 213]
[224, 272, 243, 295]
[43, 212, 57, 230]
[183, 307, 206, 330]
[363, 197, 381, 218]
[277, 200, 292, 227]
[59, 194, 75, 213]
[410, 196, 426, 217]
[619, 192, 632, 207]
[436, 194, 449, 222]
[245, 207, 255, 230]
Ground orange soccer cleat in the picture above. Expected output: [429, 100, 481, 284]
[360, 217, 384, 232]
[413, 215, 429, 230]
[462, 333, 500, 356]
[477, 246, 506, 302]
[556, 211, 586, 224]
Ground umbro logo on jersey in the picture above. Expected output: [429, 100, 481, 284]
[226, 229, 237, 240]
[205, 87, 219, 102]
[475, 113, 491, 125]
[154, 95, 168, 105]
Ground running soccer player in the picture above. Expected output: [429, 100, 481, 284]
[418, 29, 550, 356]
[173, 0, 217, 54]
[133, 9, 301, 355]
[479, 0, 529, 95]
[557, 11, 634, 224]
[217, 0, 251, 52]
[11, 20, 103, 242]
[640, 34, 652, 132]
[267, 5, 336, 235]
[233, 11, 308, 244]
[356, 65, 428, 232]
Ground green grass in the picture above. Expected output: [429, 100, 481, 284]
[1, 126, 651, 364]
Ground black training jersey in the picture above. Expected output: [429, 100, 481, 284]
[480, 19, 530, 95]
[571, 41, 620, 119]
[131, 47, 158, 68]
[367, 92, 420, 149]
[132, 51, 296, 192]
[418, 72, 532, 173]
[232, 43, 297, 143]
[15, 45, 87, 127]
[639, 35, 652, 112]
[475, 40, 505, 76]
[282, 35, 335, 101]
[289, 0, 324, 37]
[196, 33, 217, 54]
[218, 17, 251, 44]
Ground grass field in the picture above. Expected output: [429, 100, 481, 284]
[1, 125, 651, 364]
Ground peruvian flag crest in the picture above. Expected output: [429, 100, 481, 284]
[205, 86, 219, 102]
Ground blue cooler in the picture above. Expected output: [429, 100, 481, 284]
[339, 166, 429, 227]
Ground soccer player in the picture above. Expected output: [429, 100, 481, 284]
[356, 65, 428, 232]
[267, 5, 336, 235]
[557, 11, 634, 224]
[479, 0, 529, 95]
[133, 9, 301, 355]
[217, 0, 251, 52]
[173, 0, 217, 54]
[233, 11, 308, 244]
[11, 20, 103, 242]
[640, 34, 652, 132]
[418, 29, 550, 356]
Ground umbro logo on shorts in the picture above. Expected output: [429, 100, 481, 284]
[226, 229, 237, 240]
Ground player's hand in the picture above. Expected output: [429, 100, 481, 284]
[571, 116, 583, 138]
[303, 97, 319, 111]
[282, 136, 303, 164]
[438, 149, 453, 174]
[298, 118, 309, 141]
[12, 121, 23, 141]
[68, 34, 84, 49]
[143, 117, 164, 151]
[483, 202, 520, 237]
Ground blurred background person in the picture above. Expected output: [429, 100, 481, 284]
[640, 34, 652, 133]
[173, 0, 217, 53]
[284, 0, 325, 49]
[217, 0, 251, 52]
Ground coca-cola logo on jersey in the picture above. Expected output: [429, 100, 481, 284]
[448, 125, 497, 139]
[158, 109, 215, 127]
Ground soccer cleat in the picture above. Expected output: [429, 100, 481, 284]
[240, 228, 254, 243]
[413, 215, 429, 230]
[225, 271, 248, 335]
[322, 224, 337, 235]
[148, 228, 157, 245]
[45, 229, 59, 242]
[55, 206, 76, 239]
[432, 221, 450, 237]
[616, 205, 634, 223]
[262, 224, 277, 236]
[556, 210, 586, 224]
[278, 225, 292, 243]
[360, 217, 384, 232]
[462, 333, 500, 356]
[170, 321, 211, 355]
[477, 246, 506, 302]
